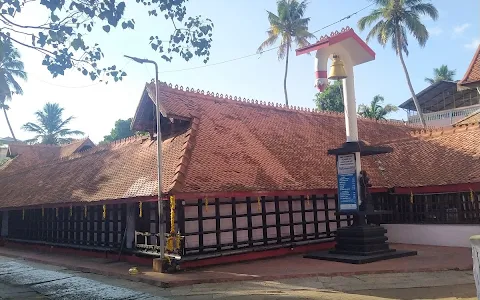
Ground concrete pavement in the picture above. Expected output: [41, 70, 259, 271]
[0, 255, 477, 299]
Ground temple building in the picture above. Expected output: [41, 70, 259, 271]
[0, 77, 478, 268]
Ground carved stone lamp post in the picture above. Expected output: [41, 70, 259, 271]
[297, 27, 417, 263]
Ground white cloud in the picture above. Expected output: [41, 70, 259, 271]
[454, 23, 471, 34]
[464, 38, 480, 50]
[429, 26, 443, 36]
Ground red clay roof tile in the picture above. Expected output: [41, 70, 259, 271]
[135, 83, 421, 194]
[4, 82, 480, 209]
[459, 45, 480, 86]
[0, 134, 188, 209]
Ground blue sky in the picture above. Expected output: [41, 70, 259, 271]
[1, 0, 479, 143]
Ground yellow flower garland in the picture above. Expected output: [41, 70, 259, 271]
[102, 204, 107, 220]
[170, 195, 176, 234]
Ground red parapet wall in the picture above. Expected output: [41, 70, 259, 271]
[4, 240, 335, 269]
[181, 241, 335, 269]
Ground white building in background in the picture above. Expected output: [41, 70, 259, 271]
[400, 45, 480, 127]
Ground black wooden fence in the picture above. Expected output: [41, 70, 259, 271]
[5, 194, 352, 256]
[7, 204, 127, 249]
[372, 192, 480, 224]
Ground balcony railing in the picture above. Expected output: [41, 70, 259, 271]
[408, 104, 480, 127]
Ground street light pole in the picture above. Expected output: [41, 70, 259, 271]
[124, 55, 164, 261]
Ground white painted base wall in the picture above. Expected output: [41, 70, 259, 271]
[384, 224, 480, 248]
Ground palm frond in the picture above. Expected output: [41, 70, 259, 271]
[365, 20, 386, 44]
[5, 68, 27, 81]
[22, 122, 46, 134]
[403, 12, 429, 47]
[55, 115, 74, 132]
[5, 73, 23, 95]
[408, 3, 439, 21]
[257, 29, 280, 53]
[358, 9, 384, 31]
[425, 77, 434, 84]
[277, 39, 289, 60]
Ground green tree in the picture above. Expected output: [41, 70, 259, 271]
[257, 0, 315, 106]
[22, 103, 84, 145]
[425, 64, 456, 84]
[314, 81, 344, 112]
[358, 0, 439, 128]
[0, 38, 27, 141]
[358, 95, 398, 120]
[103, 118, 134, 142]
[0, 0, 213, 81]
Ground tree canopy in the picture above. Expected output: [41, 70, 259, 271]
[103, 118, 134, 142]
[22, 102, 84, 145]
[425, 65, 456, 84]
[313, 81, 344, 113]
[358, 95, 398, 121]
[0, 0, 214, 82]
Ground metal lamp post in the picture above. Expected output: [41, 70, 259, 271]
[124, 55, 165, 261]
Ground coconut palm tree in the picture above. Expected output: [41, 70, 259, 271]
[425, 65, 456, 84]
[0, 38, 27, 141]
[22, 103, 84, 145]
[257, 0, 315, 106]
[358, 95, 398, 120]
[358, 0, 439, 128]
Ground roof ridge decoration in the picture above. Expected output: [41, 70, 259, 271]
[409, 123, 480, 138]
[157, 81, 424, 129]
[317, 26, 352, 43]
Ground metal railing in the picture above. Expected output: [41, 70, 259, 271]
[408, 104, 480, 126]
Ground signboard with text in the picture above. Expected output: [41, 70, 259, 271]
[336, 154, 358, 212]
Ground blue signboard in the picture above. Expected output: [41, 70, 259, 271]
[336, 154, 358, 212]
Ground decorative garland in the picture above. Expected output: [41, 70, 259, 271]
[102, 204, 107, 220]
[257, 196, 261, 212]
[84, 206, 87, 218]
[204, 197, 208, 212]
[410, 191, 414, 204]
[170, 195, 176, 234]
[139, 201, 143, 218]
[306, 195, 310, 206]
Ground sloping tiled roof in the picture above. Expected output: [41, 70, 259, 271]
[133, 83, 420, 194]
[4, 138, 94, 173]
[0, 134, 189, 209]
[59, 138, 95, 157]
[453, 109, 480, 127]
[459, 45, 480, 86]
[368, 126, 480, 188]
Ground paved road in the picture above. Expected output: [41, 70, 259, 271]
[0, 255, 477, 299]
[0, 257, 167, 299]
